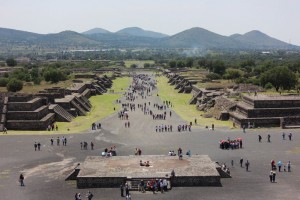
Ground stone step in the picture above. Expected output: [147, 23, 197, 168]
[52, 104, 74, 122]
[71, 100, 86, 116]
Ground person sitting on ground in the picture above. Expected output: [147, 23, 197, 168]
[145, 161, 150, 167]
[140, 160, 145, 166]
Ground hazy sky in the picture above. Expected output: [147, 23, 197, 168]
[1, 0, 300, 45]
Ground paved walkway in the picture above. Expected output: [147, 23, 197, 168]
[0, 73, 299, 200]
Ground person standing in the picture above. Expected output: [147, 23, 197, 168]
[120, 183, 124, 197]
[91, 142, 94, 150]
[272, 171, 276, 182]
[288, 133, 292, 141]
[231, 160, 234, 167]
[34, 142, 37, 151]
[240, 157, 244, 167]
[19, 173, 25, 186]
[267, 134, 271, 142]
[287, 161, 291, 172]
[243, 125, 246, 133]
[86, 191, 93, 200]
[258, 135, 262, 142]
[37, 142, 41, 151]
[245, 160, 250, 171]
[269, 171, 273, 182]
[277, 161, 282, 172]
[50, 137, 54, 145]
[125, 183, 130, 197]
[282, 132, 285, 140]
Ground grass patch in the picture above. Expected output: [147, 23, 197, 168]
[4, 77, 131, 135]
[124, 60, 155, 68]
[157, 76, 232, 128]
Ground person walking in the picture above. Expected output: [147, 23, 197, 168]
[231, 160, 234, 167]
[245, 160, 250, 171]
[267, 134, 271, 142]
[19, 173, 25, 186]
[282, 132, 285, 140]
[240, 157, 244, 167]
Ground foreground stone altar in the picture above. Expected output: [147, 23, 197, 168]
[76, 155, 221, 188]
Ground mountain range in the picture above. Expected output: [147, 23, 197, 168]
[0, 27, 298, 52]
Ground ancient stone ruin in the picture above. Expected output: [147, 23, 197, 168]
[0, 75, 113, 131]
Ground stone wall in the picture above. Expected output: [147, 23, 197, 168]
[7, 98, 45, 111]
[77, 177, 126, 189]
[171, 176, 221, 187]
[6, 113, 55, 130]
[7, 106, 49, 120]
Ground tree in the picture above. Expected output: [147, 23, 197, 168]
[169, 60, 176, 68]
[177, 60, 186, 68]
[223, 69, 243, 81]
[185, 58, 194, 68]
[6, 58, 17, 67]
[130, 64, 138, 69]
[0, 78, 9, 87]
[43, 68, 67, 83]
[260, 66, 298, 91]
[212, 60, 226, 75]
[7, 78, 23, 92]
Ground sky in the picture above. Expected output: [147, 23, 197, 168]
[1, 0, 300, 45]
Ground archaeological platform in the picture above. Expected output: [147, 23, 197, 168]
[76, 155, 221, 188]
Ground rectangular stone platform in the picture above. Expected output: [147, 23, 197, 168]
[77, 155, 221, 188]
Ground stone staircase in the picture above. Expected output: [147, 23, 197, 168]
[74, 96, 91, 112]
[71, 100, 86, 116]
[189, 91, 202, 104]
[0, 97, 8, 131]
[80, 96, 92, 108]
[50, 104, 74, 122]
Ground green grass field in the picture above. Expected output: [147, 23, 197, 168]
[124, 60, 155, 68]
[157, 76, 232, 128]
[5, 77, 131, 135]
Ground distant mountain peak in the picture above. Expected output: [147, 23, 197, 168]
[82, 28, 110, 35]
[116, 27, 168, 38]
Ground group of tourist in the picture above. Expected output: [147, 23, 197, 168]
[91, 123, 101, 130]
[155, 124, 173, 132]
[80, 141, 94, 150]
[177, 124, 192, 132]
[219, 138, 243, 149]
[136, 178, 168, 194]
[33, 142, 41, 151]
[74, 191, 93, 200]
[47, 123, 58, 131]
[271, 160, 291, 172]
[221, 163, 230, 175]
[102, 146, 117, 157]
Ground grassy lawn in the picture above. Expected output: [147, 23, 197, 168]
[157, 76, 232, 128]
[5, 77, 131, 135]
[124, 60, 155, 68]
